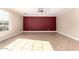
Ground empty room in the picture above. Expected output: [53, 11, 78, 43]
[0, 8, 79, 51]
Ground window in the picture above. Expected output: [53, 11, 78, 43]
[0, 10, 9, 31]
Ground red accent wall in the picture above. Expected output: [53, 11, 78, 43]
[23, 16, 56, 31]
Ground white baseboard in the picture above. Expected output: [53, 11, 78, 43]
[7, 31, 22, 38]
[23, 31, 56, 33]
[57, 31, 79, 41]
[0, 31, 22, 42]
[1, 31, 79, 42]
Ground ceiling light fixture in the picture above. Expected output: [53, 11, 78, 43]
[38, 8, 44, 13]
[36, 8, 46, 14]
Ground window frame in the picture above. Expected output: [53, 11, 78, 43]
[0, 9, 9, 31]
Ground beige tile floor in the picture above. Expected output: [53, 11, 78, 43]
[0, 32, 79, 51]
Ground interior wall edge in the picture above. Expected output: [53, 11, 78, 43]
[56, 8, 73, 16]
[57, 31, 79, 41]
[0, 31, 22, 42]
[22, 31, 57, 33]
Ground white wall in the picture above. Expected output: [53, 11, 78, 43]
[57, 8, 79, 41]
[0, 8, 23, 41]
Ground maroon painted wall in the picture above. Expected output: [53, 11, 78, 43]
[23, 16, 56, 31]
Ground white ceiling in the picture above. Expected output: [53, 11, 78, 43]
[11, 8, 71, 16]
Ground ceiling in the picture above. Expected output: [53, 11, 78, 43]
[11, 8, 71, 16]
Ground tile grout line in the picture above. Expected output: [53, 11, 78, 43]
[41, 42, 43, 51]
[10, 40, 27, 51]
[5, 40, 21, 50]
[20, 41, 29, 51]
[31, 41, 35, 51]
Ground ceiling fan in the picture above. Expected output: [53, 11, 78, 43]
[38, 8, 44, 13]
[35, 8, 47, 14]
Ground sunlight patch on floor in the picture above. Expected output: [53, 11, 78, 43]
[3, 38, 54, 51]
